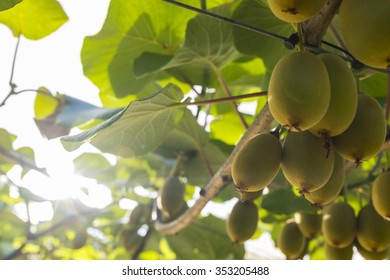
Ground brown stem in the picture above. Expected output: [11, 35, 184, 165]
[303, 0, 342, 47]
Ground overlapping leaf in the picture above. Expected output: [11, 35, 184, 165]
[61, 84, 186, 157]
[0, 0, 22, 11]
[232, 0, 293, 69]
[81, 0, 195, 99]
[0, 0, 68, 39]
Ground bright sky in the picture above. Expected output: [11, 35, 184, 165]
[0, 0, 112, 210]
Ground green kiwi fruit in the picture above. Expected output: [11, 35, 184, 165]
[282, 131, 334, 192]
[333, 94, 386, 165]
[357, 203, 390, 252]
[324, 242, 353, 260]
[322, 201, 357, 248]
[304, 151, 345, 206]
[309, 53, 358, 137]
[278, 221, 306, 259]
[232, 133, 282, 193]
[267, 0, 325, 23]
[340, 0, 390, 69]
[372, 172, 390, 220]
[355, 241, 390, 260]
[158, 176, 185, 218]
[294, 212, 322, 238]
[227, 200, 258, 244]
[268, 51, 330, 131]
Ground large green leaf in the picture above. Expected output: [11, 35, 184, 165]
[61, 84, 186, 157]
[232, 0, 293, 69]
[165, 215, 245, 259]
[0, 0, 68, 40]
[161, 4, 239, 86]
[0, 0, 22, 11]
[81, 0, 195, 98]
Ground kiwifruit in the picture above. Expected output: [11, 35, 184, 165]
[324, 242, 353, 260]
[309, 53, 358, 137]
[278, 221, 306, 260]
[372, 172, 390, 221]
[304, 151, 345, 206]
[72, 229, 88, 250]
[355, 241, 390, 260]
[122, 227, 143, 253]
[294, 212, 322, 238]
[267, 0, 325, 23]
[240, 189, 263, 202]
[333, 94, 386, 165]
[160, 202, 188, 223]
[158, 176, 185, 218]
[339, 0, 390, 69]
[356, 203, 390, 252]
[282, 131, 334, 192]
[268, 51, 330, 132]
[232, 133, 282, 193]
[322, 201, 357, 248]
[227, 200, 258, 244]
[129, 204, 151, 225]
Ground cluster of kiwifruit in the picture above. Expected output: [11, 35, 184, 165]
[268, 0, 390, 69]
[226, 0, 390, 255]
[278, 201, 390, 260]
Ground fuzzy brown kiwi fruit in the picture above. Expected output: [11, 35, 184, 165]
[278, 221, 306, 260]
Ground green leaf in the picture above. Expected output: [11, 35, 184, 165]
[232, 0, 293, 69]
[0, 128, 16, 150]
[165, 215, 245, 259]
[81, 0, 194, 98]
[162, 4, 239, 86]
[359, 73, 388, 103]
[0, 0, 22, 11]
[210, 112, 249, 145]
[0, 0, 68, 40]
[57, 95, 121, 128]
[261, 187, 313, 215]
[34, 87, 59, 120]
[61, 84, 186, 157]
[73, 153, 115, 182]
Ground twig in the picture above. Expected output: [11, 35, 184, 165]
[217, 73, 249, 129]
[0, 146, 49, 177]
[154, 104, 273, 234]
[0, 36, 21, 107]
